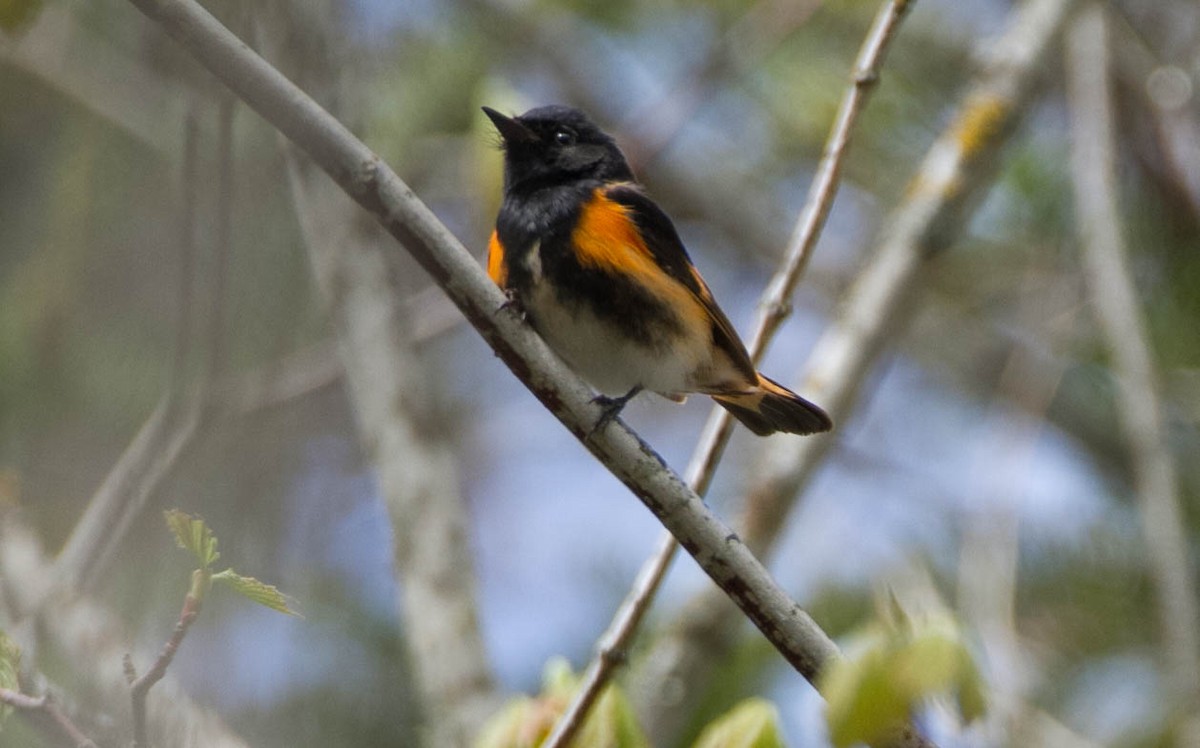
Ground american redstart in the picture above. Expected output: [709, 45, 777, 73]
[483, 105, 831, 437]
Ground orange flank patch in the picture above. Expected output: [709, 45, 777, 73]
[487, 230, 508, 287]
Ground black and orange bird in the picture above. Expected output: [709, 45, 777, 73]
[482, 105, 831, 437]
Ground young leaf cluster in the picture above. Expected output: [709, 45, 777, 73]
[164, 509, 300, 617]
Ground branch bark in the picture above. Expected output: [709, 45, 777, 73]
[1065, 1, 1200, 718]
[545, 2, 914, 745]
[630, 0, 1080, 740]
[245, 4, 502, 741]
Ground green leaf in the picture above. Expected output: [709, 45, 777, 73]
[573, 680, 648, 748]
[211, 569, 301, 617]
[473, 696, 543, 748]
[822, 636, 911, 748]
[163, 509, 220, 568]
[820, 611, 988, 748]
[542, 656, 578, 701]
[691, 698, 787, 748]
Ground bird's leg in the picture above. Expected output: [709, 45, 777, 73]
[589, 385, 643, 437]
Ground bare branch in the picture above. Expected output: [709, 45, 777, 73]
[1065, 1, 1200, 715]
[0, 688, 98, 748]
[253, 3, 500, 739]
[51, 396, 203, 594]
[283, 103, 501, 748]
[545, 2, 915, 745]
[957, 269, 1080, 743]
[631, 0, 1080, 740]
[1, 517, 248, 748]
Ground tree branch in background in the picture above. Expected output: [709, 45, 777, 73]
[957, 267, 1079, 743]
[545, 2, 913, 745]
[256, 1, 502, 734]
[0, 687, 98, 748]
[0, 516, 249, 748]
[51, 80, 212, 595]
[1109, 11, 1200, 223]
[631, 0, 1080, 741]
[51, 395, 204, 594]
[117, 3, 941, 745]
[1065, 1, 1200, 722]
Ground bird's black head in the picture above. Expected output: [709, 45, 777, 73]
[483, 105, 634, 194]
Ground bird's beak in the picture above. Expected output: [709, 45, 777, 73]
[482, 107, 538, 146]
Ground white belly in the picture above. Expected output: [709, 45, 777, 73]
[525, 281, 704, 397]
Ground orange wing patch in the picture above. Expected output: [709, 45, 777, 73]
[570, 190, 659, 281]
[487, 229, 508, 287]
[571, 190, 708, 331]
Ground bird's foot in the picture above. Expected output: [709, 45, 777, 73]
[588, 386, 643, 439]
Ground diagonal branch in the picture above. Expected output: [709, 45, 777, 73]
[631, 0, 1081, 741]
[118, 0, 923, 741]
[543, 2, 914, 745]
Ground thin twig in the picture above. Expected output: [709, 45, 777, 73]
[1, 519, 248, 748]
[130, 592, 203, 748]
[630, 0, 1080, 741]
[123, 0, 869, 718]
[51, 92, 215, 596]
[205, 92, 236, 390]
[618, 0, 823, 169]
[0, 687, 99, 748]
[542, 2, 915, 746]
[1065, 2, 1200, 715]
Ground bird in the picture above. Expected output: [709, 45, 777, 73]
[482, 104, 831, 437]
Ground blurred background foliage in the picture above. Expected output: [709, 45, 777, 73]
[1, 0, 1198, 746]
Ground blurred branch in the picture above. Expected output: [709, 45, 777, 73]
[251, 3, 500, 741]
[545, 2, 914, 746]
[283, 79, 501, 748]
[1, 515, 249, 747]
[0, 687, 98, 748]
[617, 0, 823, 168]
[631, 0, 1079, 740]
[118, 0, 914, 736]
[52, 395, 204, 594]
[0, 5, 179, 153]
[1065, 2, 1200, 716]
[957, 268, 1079, 743]
[52, 86, 216, 595]
[1109, 12, 1200, 223]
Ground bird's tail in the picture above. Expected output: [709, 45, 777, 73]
[712, 374, 832, 436]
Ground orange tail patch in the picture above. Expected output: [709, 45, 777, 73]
[712, 374, 831, 436]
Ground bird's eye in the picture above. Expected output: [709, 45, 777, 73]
[553, 129, 576, 145]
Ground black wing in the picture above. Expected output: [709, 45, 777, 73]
[603, 183, 757, 383]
